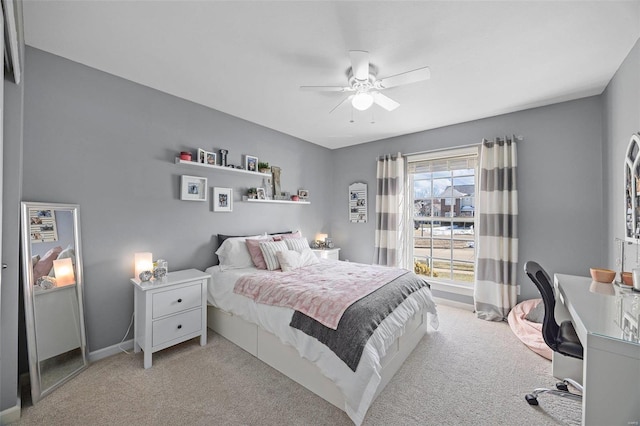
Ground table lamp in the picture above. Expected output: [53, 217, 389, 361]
[53, 258, 76, 286]
[135, 252, 153, 279]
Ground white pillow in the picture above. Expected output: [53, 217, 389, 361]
[215, 234, 264, 270]
[284, 237, 310, 252]
[276, 248, 319, 272]
[258, 240, 289, 271]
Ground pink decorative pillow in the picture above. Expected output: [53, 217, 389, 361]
[271, 231, 302, 241]
[246, 237, 273, 269]
[33, 246, 63, 280]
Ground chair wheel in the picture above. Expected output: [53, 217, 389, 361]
[525, 394, 539, 405]
[556, 382, 569, 392]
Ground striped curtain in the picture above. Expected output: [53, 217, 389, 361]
[373, 153, 409, 268]
[474, 137, 519, 321]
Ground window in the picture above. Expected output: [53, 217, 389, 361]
[408, 147, 478, 286]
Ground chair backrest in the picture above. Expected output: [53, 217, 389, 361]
[524, 261, 560, 352]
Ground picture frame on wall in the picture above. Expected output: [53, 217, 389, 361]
[180, 175, 207, 201]
[214, 187, 233, 212]
[245, 155, 258, 172]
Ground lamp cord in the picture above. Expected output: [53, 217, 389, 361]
[118, 312, 135, 354]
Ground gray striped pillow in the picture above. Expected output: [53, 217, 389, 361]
[259, 240, 289, 271]
[284, 238, 310, 252]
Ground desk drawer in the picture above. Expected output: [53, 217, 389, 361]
[152, 309, 201, 347]
[152, 283, 201, 318]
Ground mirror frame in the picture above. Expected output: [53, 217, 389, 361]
[20, 202, 88, 403]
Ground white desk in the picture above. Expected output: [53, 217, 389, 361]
[554, 274, 640, 425]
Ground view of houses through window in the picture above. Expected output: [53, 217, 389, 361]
[408, 149, 478, 286]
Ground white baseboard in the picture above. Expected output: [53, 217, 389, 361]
[0, 401, 21, 425]
[88, 339, 134, 363]
[433, 296, 474, 312]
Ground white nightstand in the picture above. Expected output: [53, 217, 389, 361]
[311, 248, 341, 260]
[130, 269, 209, 368]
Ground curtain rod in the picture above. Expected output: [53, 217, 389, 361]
[400, 135, 524, 158]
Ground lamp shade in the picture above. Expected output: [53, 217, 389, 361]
[53, 258, 76, 286]
[351, 92, 373, 111]
[315, 233, 328, 242]
[134, 252, 153, 278]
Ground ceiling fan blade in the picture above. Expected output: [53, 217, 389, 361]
[329, 95, 353, 114]
[300, 85, 350, 92]
[349, 50, 370, 81]
[372, 92, 400, 111]
[377, 66, 431, 89]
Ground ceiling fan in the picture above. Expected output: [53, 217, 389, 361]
[300, 50, 430, 113]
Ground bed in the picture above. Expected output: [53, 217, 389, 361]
[205, 233, 439, 425]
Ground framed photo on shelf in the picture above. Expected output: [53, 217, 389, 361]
[180, 175, 207, 201]
[197, 148, 207, 164]
[298, 189, 309, 199]
[245, 155, 258, 172]
[214, 187, 233, 212]
[256, 188, 266, 200]
[205, 151, 217, 166]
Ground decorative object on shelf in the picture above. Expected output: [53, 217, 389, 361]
[258, 161, 270, 174]
[298, 189, 309, 200]
[349, 182, 368, 223]
[247, 188, 258, 199]
[179, 151, 192, 161]
[325, 237, 334, 249]
[291, 195, 299, 201]
[624, 133, 640, 241]
[263, 177, 273, 199]
[236, 165, 245, 170]
[197, 148, 206, 163]
[138, 270, 153, 282]
[272, 166, 282, 196]
[135, 252, 153, 278]
[226, 164, 235, 168]
[219, 149, 228, 167]
[205, 151, 217, 165]
[153, 259, 168, 280]
[256, 188, 266, 200]
[35, 276, 57, 290]
[245, 155, 258, 172]
[180, 175, 207, 201]
[53, 258, 76, 286]
[214, 187, 233, 212]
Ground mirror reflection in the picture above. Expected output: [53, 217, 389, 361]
[21, 202, 88, 403]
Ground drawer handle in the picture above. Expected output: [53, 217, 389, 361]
[177, 324, 182, 329]
[177, 298, 182, 303]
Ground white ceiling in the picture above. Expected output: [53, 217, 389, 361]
[22, 1, 640, 150]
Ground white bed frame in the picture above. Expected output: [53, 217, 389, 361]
[206, 305, 428, 412]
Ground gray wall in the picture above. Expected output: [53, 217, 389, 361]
[330, 97, 605, 302]
[603, 39, 640, 269]
[22, 47, 333, 352]
[1, 2, 25, 413]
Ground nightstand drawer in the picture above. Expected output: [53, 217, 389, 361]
[152, 309, 201, 347]
[152, 283, 201, 318]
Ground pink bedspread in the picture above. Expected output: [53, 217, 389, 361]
[234, 261, 408, 330]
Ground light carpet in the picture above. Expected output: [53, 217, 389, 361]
[14, 304, 581, 425]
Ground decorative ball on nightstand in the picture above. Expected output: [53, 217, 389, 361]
[139, 271, 153, 282]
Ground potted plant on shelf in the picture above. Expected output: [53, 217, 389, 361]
[258, 162, 270, 174]
[247, 187, 258, 199]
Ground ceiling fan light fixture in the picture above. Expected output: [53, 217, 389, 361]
[352, 92, 373, 111]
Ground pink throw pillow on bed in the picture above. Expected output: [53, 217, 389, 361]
[272, 231, 302, 241]
[33, 246, 63, 280]
[246, 237, 273, 269]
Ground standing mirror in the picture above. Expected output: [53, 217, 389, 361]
[20, 202, 88, 403]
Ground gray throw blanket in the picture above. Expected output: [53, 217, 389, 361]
[289, 271, 430, 372]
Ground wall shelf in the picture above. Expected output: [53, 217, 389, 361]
[243, 197, 310, 205]
[175, 158, 272, 177]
